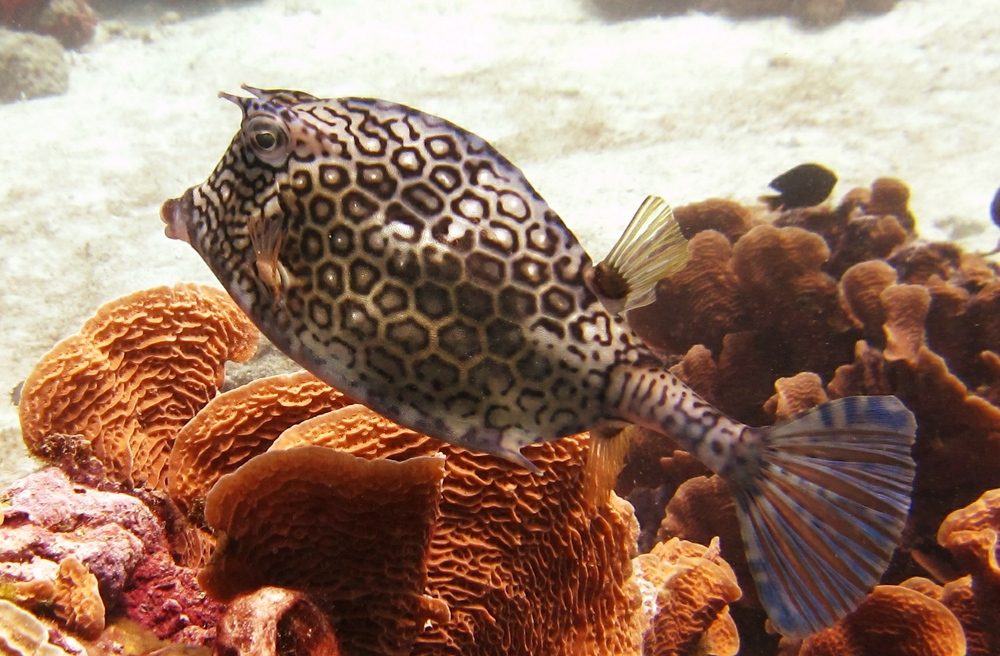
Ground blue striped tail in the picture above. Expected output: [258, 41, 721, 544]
[730, 395, 916, 637]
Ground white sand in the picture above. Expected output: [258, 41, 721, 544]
[1, 0, 998, 486]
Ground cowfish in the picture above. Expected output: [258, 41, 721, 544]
[161, 86, 917, 638]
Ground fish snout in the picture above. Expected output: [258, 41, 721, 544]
[161, 188, 194, 245]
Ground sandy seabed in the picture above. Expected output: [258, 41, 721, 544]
[1, 0, 998, 486]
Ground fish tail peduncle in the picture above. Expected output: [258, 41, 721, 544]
[606, 364, 752, 475]
[607, 365, 917, 637]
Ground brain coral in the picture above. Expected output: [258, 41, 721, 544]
[201, 446, 446, 656]
[18, 283, 258, 490]
[196, 401, 644, 656]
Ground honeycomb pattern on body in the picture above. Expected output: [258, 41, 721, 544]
[188, 92, 656, 450]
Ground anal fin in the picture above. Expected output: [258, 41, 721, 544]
[582, 425, 635, 508]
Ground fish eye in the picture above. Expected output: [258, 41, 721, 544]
[254, 131, 277, 150]
[244, 116, 291, 166]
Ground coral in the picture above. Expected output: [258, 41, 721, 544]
[121, 552, 224, 644]
[35, 0, 97, 49]
[0, 599, 80, 655]
[673, 198, 757, 244]
[0, 466, 218, 645]
[85, 618, 211, 655]
[628, 230, 747, 356]
[0, 28, 67, 103]
[655, 475, 753, 608]
[18, 283, 258, 490]
[634, 537, 741, 656]
[12, 166, 999, 653]
[215, 587, 343, 656]
[620, 175, 1000, 653]
[782, 585, 966, 656]
[762, 372, 828, 420]
[52, 556, 105, 640]
[199, 446, 446, 656]
[298, 420, 642, 656]
[899, 576, 990, 656]
[0, 0, 97, 49]
[936, 489, 1000, 655]
[881, 284, 931, 365]
[195, 401, 644, 656]
[167, 370, 354, 521]
[0, 467, 161, 603]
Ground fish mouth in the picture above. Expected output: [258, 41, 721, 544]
[160, 188, 194, 245]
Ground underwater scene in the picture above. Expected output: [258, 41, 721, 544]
[2, 0, 999, 654]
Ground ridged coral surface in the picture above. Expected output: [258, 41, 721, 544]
[222, 402, 646, 656]
[201, 447, 446, 656]
[167, 370, 354, 519]
[17, 283, 258, 490]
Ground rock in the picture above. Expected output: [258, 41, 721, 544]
[0, 28, 68, 103]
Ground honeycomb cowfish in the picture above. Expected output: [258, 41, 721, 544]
[162, 86, 917, 638]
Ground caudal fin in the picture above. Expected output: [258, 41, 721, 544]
[731, 396, 916, 638]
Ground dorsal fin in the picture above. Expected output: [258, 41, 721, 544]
[585, 196, 690, 316]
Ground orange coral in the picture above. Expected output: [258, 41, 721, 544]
[899, 576, 990, 656]
[839, 260, 897, 341]
[18, 283, 258, 489]
[412, 441, 641, 656]
[937, 489, 1000, 655]
[620, 176, 1000, 652]
[867, 177, 915, 231]
[731, 225, 854, 380]
[881, 284, 931, 365]
[784, 585, 965, 656]
[167, 370, 354, 519]
[635, 537, 741, 656]
[52, 556, 105, 640]
[195, 400, 644, 656]
[199, 446, 445, 656]
[628, 230, 746, 356]
[656, 476, 752, 610]
[673, 198, 757, 244]
[762, 372, 828, 421]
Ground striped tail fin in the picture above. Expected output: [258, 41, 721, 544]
[731, 396, 916, 638]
